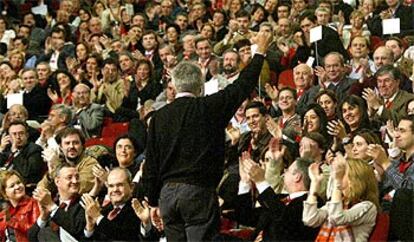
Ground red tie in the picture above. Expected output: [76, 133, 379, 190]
[281, 196, 292, 205]
[107, 207, 121, 221]
[385, 100, 393, 109]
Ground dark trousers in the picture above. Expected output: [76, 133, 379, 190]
[160, 183, 220, 242]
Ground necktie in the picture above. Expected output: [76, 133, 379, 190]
[385, 100, 393, 109]
[327, 83, 337, 91]
[107, 207, 121, 221]
[281, 196, 292, 205]
[4, 151, 16, 168]
[59, 202, 67, 210]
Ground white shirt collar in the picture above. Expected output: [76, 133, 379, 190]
[175, 92, 196, 98]
[289, 191, 308, 200]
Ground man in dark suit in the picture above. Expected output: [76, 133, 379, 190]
[20, 68, 51, 121]
[299, 52, 356, 114]
[30, 164, 86, 241]
[142, 32, 272, 241]
[82, 168, 156, 241]
[370, 0, 414, 37]
[293, 11, 349, 66]
[0, 121, 44, 187]
[36, 27, 73, 72]
[236, 157, 320, 241]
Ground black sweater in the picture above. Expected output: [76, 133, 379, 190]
[143, 55, 265, 206]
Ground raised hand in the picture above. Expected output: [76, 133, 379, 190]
[264, 83, 279, 101]
[327, 120, 347, 139]
[242, 155, 265, 183]
[367, 144, 389, 167]
[255, 30, 272, 54]
[0, 133, 11, 152]
[308, 162, 324, 184]
[331, 152, 347, 181]
[47, 88, 59, 103]
[266, 115, 282, 139]
[239, 151, 252, 183]
[32, 187, 55, 211]
[314, 66, 327, 87]
[226, 123, 241, 145]
[81, 194, 101, 231]
[132, 198, 151, 226]
[362, 88, 381, 111]
[41, 148, 59, 174]
[150, 207, 164, 232]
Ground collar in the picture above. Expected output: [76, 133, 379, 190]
[145, 50, 154, 55]
[226, 71, 239, 80]
[198, 57, 211, 67]
[385, 91, 398, 103]
[289, 191, 308, 200]
[175, 92, 196, 98]
[112, 203, 126, 210]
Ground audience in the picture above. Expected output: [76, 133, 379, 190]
[0, 1, 412, 241]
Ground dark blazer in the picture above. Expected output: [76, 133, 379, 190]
[371, 5, 414, 37]
[36, 44, 75, 71]
[292, 26, 349, 67]
[52, 198, 86, 240]
[28, 197, 86, 242]
[298, 76, 357, 115]
[143, 55, 265, 207]
[88, 200, 157, 241]
[235, 188, 320, 241]
[23, 85, 52, 121]
[0, 142, 45, 185]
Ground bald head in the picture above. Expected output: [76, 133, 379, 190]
[293, 64, 313, 90]
[373, 46, 394, 69]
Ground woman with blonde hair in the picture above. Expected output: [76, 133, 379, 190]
[303, 155, 380, 241]
[339, 10, 371, 49]
[0, 170, 40, 242]
[7, 50, 25, 73]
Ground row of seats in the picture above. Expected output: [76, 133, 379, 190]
[84, 117, 130, 148]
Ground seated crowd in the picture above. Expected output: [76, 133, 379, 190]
[0, 0, 413, 241]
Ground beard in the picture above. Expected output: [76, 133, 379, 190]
[223, 65, 237, 75]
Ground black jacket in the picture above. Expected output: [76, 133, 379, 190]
[235, 187, 320, 241]
[0, 142, 45, 185]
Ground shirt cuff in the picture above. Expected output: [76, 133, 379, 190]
[36, 217, 48, 228]
[256, 181, 270, 194]
[238, 181, 251, 195]
[376, 105, 384, 116]
[49, 204, 59, 218]
[84, 229, 94, 238]
[96, 215, 104, 225]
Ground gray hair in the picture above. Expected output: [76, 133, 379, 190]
[172, 61, 203, 95]
[51, 104, 73, 124]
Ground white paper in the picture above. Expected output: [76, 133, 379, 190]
[306, 56, 315, 67]
[7, 93, 23, 109]
[31, 4, 48, 16]
[204, 79, 219, 96]
[382, 18, 400, 35]
[310, 26, 322, 43]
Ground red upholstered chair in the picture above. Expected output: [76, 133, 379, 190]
[369, 212, 390, 242]
[101, 122, 129, 137]
[278, 69, 295, 89]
